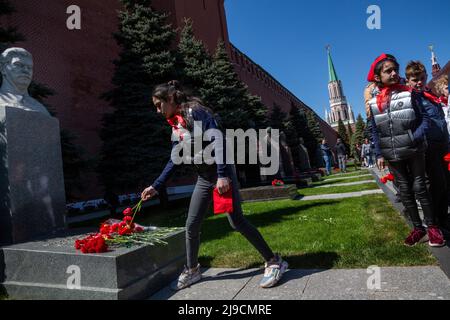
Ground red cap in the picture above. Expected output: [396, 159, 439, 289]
[367, 53, 388, 82]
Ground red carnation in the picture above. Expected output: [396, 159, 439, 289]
[123, 216, 132, 224]
[444, 153, 450, 171]
[111, 223, 120, 233]
[381, 173, 394, 184]
[123, 207, 133, 216]
[118, 226, 132, 236]
[135, 226, 144, 233]
[100, 224, 111, 235]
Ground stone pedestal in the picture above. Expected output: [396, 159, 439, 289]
[239, 184, 298, 202]
[0, 106, 67, 245]
[0, 229, 186, 300]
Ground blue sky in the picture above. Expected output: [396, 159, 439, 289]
[224, 0, 450, 120]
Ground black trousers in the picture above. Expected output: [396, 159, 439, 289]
[389, 153, 436, 228]
[185, 165, 275, 268]
[425, 143, 449, 227]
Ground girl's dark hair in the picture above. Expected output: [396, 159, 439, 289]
[152, 80, 215, 129]
[374, 54, 399, 78]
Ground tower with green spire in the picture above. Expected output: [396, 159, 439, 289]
[326, 46, 355, 132]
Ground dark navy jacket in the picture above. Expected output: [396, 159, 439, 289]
[417, 91, 449, 149]
[151, 107, 228, 192]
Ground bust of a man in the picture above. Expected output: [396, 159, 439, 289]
[0, 47, 50, 116]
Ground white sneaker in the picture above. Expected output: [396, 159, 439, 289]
[259, 255, 288, 288]
[171, 264, 202, 291]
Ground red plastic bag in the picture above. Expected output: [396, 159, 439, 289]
[213, 187, 233, 215]
[444, 153, 450, 171]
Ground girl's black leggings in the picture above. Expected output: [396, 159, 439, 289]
[185, 165, 275, 268]
[388, 153, 436, 228]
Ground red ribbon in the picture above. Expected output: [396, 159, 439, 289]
[422, 89, 448, 106]
[376, 84, 411, 113]
[444, 153, 450, 171]
[166, 114, 186, 130]
[166, 113, 187, 140]
[380, 173, 395, 184]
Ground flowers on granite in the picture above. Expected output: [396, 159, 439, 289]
[380, 173, 394, 184]
[74, 199, 145, 254]
[272, 179, 285, 187]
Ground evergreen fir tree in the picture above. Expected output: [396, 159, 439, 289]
[269, 103, 286, 131]
[347, 123, 353, 143]
[98, 0, 176, 193]
[337, 118, 348, 144]
[353, 114, 366, 146]
[284, 104, 305, 170]
[350, 114, 366, 163]
[176, 18, 212, 97]
[305, 110, 324, 167]
[202, 41, 268, 130]
[306, 110, 324, 144]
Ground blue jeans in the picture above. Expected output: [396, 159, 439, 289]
[323, 156, 332, 175]
[338, 155, 346, 172]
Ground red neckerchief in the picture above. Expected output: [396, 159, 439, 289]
[422, 88, 447, 106]
[376, 84, 411, 113]
[166, 113, 187, 140]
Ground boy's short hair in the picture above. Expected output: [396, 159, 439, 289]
[405, 61, 427, 79]
[374, 54, 399, 78]
[435, 74, 448, 95]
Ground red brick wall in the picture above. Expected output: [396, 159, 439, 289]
[5, 0, 337, 199]
[230, 45, 338, 146]
[6, 0, 121, 197]
[152, 0, 230, 53]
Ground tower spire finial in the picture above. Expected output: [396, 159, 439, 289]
[326, 45, 338, 82]
[429, 44, 441, 77]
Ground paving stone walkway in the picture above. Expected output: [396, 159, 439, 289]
[149, 169, 450, 300]
[150, 266, 450, 300]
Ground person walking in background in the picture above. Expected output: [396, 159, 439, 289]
[435, 75, 450, 222]
[321, 139, 333, 175]
[361, 138, 373, 168]
[435, 75, 449, 134]
[141, 81, 288, 290]
[353, 143, 362, 169]
[405, 61, 450, 234]
[335, 138, 347, 173]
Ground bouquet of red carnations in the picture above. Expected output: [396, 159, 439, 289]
[380, 173, 394, 184]
[74, 199, 145, 254]
[444, 153, 450, 171]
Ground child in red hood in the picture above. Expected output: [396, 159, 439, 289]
[367, 54, 445, 247]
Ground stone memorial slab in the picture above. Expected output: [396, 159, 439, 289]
[0, 228, 186, 300]
[0, 106, 66, 244]
[239, 184, 298, 202]
[0, 47, 186, 300]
